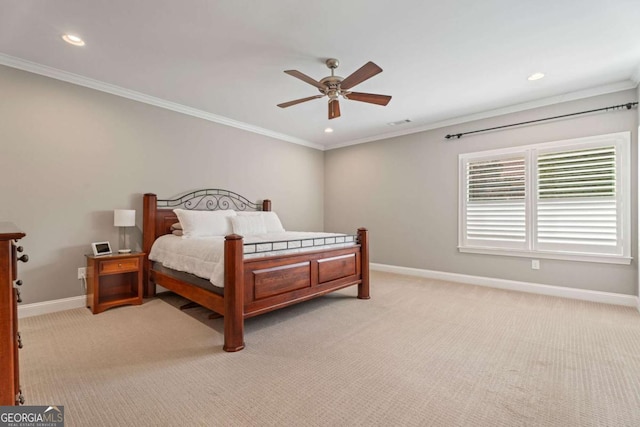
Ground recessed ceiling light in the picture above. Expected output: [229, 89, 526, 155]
[527, 72, 545, 81]
[324, 128, 334, 133]
[62, 34, 85, 46]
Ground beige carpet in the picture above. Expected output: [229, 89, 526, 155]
[19, 271, 640, 426]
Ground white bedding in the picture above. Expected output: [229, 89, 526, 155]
[149, 232, 355, 288]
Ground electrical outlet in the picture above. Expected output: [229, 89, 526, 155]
[77, 267, 86, 279]
[531, 260, 540, 270]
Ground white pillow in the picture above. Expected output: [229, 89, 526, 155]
[173, 209, 236, 238]
[230, 215, 267, 236]
[237, 211, 285, 233]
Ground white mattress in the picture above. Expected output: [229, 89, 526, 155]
[149, 232, 355, 288]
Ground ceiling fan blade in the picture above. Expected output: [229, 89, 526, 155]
[344, 92, 392, 106]
[277, 95, 324, 108]
[284, 70, 326, 90]
[328, 99, 341, 120]
[339, 61, 383, 90]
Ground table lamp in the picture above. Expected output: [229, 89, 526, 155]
[114, 209, 135, 253]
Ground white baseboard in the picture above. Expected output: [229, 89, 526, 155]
[17, 286, 170, 318]
[371, 263, 639, 308]
[15, 269, 640, 318]
[18, 296, 86, 319]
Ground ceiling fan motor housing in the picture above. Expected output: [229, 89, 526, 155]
[321, 59, 343, 98]
[319, 76, 344, 98]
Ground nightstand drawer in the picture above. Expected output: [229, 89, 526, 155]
[99, 258, 139, 275]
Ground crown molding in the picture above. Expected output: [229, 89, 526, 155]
[326, 80, 638, 150]
[2, 52, 636, 153]
[0, 53, 323, 151]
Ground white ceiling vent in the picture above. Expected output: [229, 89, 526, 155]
[387, 119, 412, 126]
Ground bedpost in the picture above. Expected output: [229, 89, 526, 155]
[262, 199, 271, 211]
[143, 193, 157, 297]
[357, 228, 370, 300]
[223, 234, 245, 352]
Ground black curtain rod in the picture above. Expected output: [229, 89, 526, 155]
[445, 102, 638, 140]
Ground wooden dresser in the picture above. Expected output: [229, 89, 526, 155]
[0, 222, 27, 406]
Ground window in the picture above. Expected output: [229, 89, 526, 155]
[459, 132, 630, 264]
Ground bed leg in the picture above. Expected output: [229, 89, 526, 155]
[223, 234, 245, 352]
[357, 227, 370, 300]
[143, 193, 157, 298]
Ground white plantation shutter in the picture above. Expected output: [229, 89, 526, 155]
[466, 201, 525, 242]
[459, 132, 630, 263]
[537, 199, 617, 246]
[462, 156, 527, 249]
[536, 145, 619, 254]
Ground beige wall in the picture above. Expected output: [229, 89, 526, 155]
[3, 62, 637, 303]
[325, 89, 639, 295]
[0, 65, 325, 304]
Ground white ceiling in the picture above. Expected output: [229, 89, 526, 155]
[1, 0, 639, 149]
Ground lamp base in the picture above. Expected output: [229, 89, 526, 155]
[118, 249, 132, 254]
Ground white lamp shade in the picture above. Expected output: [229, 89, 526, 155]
[114, 209, 136, 227]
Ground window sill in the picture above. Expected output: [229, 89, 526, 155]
[458, 246, 632, 265]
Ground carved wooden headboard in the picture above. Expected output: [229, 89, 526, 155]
[143, 189, 271, 246]
[142, 189, 271, 294]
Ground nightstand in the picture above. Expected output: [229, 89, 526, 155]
[85, 252, 145, 314]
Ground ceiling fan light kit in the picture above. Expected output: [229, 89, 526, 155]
[278, 58, 392, 120]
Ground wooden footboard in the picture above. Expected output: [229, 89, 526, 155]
[143, 191, 369, 352]
[223, 228, 369, 351]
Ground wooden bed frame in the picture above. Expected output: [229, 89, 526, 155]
[142, 190, 369, 352]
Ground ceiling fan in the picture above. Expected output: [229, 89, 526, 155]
[277, 58, 392, 120]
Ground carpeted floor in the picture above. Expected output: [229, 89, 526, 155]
[19, 271, 640, 426]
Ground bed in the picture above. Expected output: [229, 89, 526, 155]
[142, 189, 370, 352]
